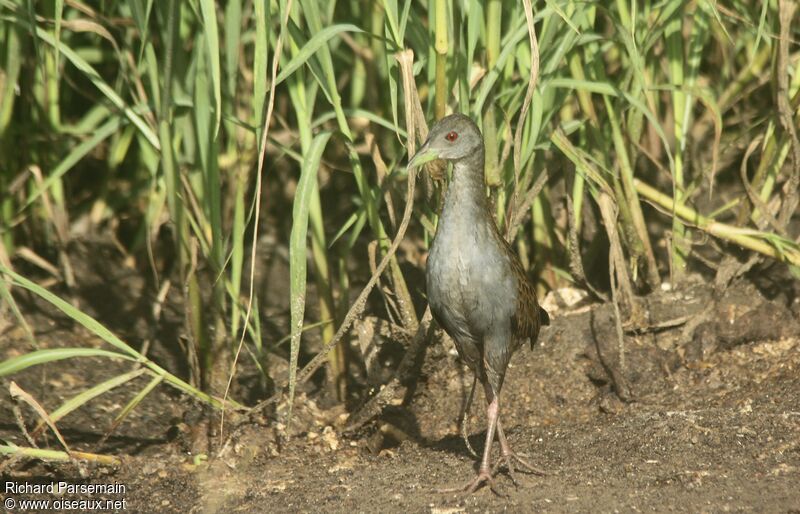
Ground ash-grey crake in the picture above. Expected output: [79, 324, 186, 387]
[408, 113, 550, 494]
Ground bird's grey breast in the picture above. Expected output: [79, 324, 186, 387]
[426, 214, 517, 341]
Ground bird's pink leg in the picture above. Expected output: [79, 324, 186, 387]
[457, 374, 478, 458]
[438, 389, 502, 495]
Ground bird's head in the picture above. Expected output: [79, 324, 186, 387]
[407, 113, 483, 170]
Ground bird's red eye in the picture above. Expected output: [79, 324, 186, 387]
[445, 131, 458, 142]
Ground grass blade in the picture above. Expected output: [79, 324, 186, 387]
[9, 381, 70, 452]
[0, 348, 134, 376]
[0, 265, 244, 410]
[1, 11, 159, 149]
[198, 0, 222, 138]
[287, 130, 333, 421]
[102, 373, 164, 442]
[275, 24, 363, 86]
[32, 368, 147, 437]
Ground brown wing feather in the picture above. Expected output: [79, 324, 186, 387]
[500, 238, 549, 349]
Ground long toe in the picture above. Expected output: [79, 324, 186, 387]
[492, 450, 547, 482]
[436, 469, 505, 497]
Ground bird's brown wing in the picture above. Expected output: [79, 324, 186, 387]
[503, 240, 549, 348]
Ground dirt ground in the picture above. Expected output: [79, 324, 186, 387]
[2, 242, 800, 513]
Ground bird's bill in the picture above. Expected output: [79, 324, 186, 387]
[406, 142, 439, 170]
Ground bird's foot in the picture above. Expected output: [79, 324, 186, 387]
[492, 451, 546, 486]
[437, 469, 504, 496]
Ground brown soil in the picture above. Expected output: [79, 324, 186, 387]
[2, 243, 800, 513]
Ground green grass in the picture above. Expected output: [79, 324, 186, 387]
[0, 0, 798, 448]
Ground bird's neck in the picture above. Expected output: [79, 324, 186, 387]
[440, 148, 494, 228]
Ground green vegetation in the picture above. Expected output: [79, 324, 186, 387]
[0, 0, 798, 443]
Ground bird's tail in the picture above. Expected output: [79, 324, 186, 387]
[540, 307, 550, 326]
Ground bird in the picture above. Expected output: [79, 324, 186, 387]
[407, 113, 550, 494]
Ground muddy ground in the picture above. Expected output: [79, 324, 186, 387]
[1, 241, 800, 513]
